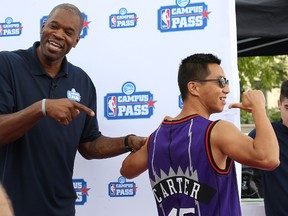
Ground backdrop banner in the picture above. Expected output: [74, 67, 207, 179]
[0, 0, 239, 215]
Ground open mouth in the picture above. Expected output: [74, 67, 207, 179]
[47, 40, 63, 51]
[220, 97, 226, 103]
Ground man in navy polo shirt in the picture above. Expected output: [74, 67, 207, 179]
[249, 80, 288, 216]
[0, 3, 145, 216]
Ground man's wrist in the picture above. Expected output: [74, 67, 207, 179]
[124, 134, 135, 152]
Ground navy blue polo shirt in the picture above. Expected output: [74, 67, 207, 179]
[249, 121, 288, 216]
[0, 42, 101, 216]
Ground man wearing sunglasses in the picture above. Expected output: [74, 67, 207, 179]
[120, 53, 279, 216]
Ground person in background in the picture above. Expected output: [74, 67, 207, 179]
[0, 3, 145, 216]
[120, 53, 279, 216]
[248, 79, 288, 216]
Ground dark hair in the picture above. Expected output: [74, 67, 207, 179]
[178, 53, 221, 101]
[47, 3, 84, 31]
[279, 80, 288, 101]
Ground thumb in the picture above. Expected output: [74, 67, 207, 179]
[229, 103, 252, 112]
[228, 103, 243, 109]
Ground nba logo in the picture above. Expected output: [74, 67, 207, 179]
[110, 184, 116, 196]
[111, 16, 117, 27]
[107, 96, 117, 117]
[161, 9, 170, 30]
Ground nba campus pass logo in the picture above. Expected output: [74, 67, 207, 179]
[158, 0, 210, 32]
[104, 82, 157, 120]
[108, 176, 137, 197]
[0, 17, 23, 37]
[40, 13, 90, 39]
[67, 88, 81, 102]
[73, 179, 90, 205]
[109, 8, 138, 29]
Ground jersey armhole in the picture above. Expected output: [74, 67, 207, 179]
[205, 120, 233, 175]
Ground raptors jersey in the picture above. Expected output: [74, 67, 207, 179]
[148, 114, 241, 216]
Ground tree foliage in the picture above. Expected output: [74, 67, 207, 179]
[238, 55, 287, 123]
[238, 56, 288, 94]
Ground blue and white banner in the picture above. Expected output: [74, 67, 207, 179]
[1, 0, 239, 215]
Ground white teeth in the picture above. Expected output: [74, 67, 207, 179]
[50, 41, 61, 48]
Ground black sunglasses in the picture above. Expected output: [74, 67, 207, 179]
[191, 76, 229, 88]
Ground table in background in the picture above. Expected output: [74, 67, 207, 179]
[241, 198, 265, 216]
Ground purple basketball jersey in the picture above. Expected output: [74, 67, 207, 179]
[148, 115, 241, 216]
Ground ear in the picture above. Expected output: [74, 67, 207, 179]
[278, 99, 281, 110]
[40, 23, 45, 35]
[72, 36, 80, 48]
[187, 81, 200, 96]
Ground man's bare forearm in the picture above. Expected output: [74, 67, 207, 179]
[78, 136, 127, 159]
[0, 101, 42, 145]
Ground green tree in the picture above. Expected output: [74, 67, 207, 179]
[238, 55, 288, 123]
[238, 56, 288, 94]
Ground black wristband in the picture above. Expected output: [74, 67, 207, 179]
[124, 134, 135, 152]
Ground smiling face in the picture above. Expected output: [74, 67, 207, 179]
[197, 63, 230, 114]
[38, 8, 83, 64]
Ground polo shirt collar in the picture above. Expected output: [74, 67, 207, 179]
[30, 41, 69, 77]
